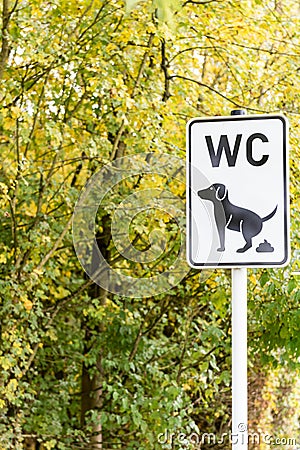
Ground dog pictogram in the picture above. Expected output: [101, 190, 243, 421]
[198, 183, 277, 253]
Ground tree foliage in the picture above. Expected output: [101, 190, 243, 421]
[0, 0, 299, 448]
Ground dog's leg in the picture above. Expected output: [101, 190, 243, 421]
[217, 225, 225, 252]
[237, 240, 252, 253]
[215, 205, 226, 251]
[237, 221, 252, 253]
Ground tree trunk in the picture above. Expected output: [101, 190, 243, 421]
[0, 0, 12, 81]
[81, 215, 111, 448]
[81, 322, 104, 449]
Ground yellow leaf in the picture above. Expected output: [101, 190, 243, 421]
[23, 299, 33, 312]
[0, 356, 12, 371]
[25, 200, 37, 217]
[3, 118, 15, 130]
[0, 254, 7, 264]
[46, 329, 58, 341]
[50, 285, 70, 299]
[11, 106, 21, 117]
[249, 274, 257, 284]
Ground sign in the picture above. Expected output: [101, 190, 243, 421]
[187, 114, 289, 268]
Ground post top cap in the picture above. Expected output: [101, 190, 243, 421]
[231, 109, 246, 116]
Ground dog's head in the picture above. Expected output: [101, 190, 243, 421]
[198, 183, 227, 202]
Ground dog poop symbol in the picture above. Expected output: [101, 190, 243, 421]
[256, 240, 274, 253]
[197, 183, 277, 253]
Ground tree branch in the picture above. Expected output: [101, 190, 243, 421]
[110, 34, 154, 161]
[0, 0, 19, 80]
[0, 0, 11, 81]
[34, 215, 73, 273]
[183, 0, 222, 6]
[161, 39, 170, 102]
[169, 74, 243, 108]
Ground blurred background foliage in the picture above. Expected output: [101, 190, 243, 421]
[0, 0, 299, 448]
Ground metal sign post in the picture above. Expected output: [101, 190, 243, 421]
[232, 267, 248, 448]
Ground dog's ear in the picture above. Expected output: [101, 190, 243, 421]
[216, 184, 227, 201]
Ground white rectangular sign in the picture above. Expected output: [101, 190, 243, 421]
[187, 114, 289, 268]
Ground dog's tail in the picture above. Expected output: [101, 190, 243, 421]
[262, 205, 278, 222]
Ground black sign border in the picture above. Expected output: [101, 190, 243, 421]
[187, 114, 289, 268]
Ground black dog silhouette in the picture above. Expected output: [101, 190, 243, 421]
[198, 183, 277, 253]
